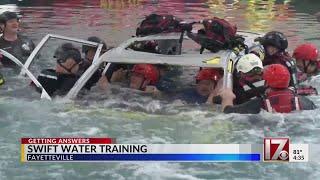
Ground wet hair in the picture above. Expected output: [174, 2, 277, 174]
[0, 11, 19, 24]
[0, 11, 19, 34]
[82, 36, 107, 53]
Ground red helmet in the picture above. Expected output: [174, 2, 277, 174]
[132, 64, 159, 85]
[263, 64, 290, 88]
[196, 68, 222, 82]
[293, 43, 318, 61]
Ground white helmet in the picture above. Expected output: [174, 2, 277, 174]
[236, 53, 263, 73]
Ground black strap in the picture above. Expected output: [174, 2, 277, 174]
[243, 79, 265, 98]
[178, 31, 184, 54]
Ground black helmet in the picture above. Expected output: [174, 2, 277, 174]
[54, 43, 77, 59]
[59, 48, 82, 64]
[0, 11, 19, 24]
[256, 31, 288, 51]
[82, 36, 107, 53]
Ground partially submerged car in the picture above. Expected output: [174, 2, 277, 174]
[0, 31, 262, 100]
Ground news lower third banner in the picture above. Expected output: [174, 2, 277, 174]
[20, 138, 314, 162]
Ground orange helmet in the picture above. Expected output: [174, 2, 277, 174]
[293, 43, 318, 61]
[196, 68, 222, 83]
[132, 64, 159, 85]
[263, 64, 290, 88]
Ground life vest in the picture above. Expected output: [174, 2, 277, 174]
[263, 89, 301, 113]
[136, 14, 183, 37]
[284, 58, 299, 89]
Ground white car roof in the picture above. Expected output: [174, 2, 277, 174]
[66, 31, 262, 99]
[1, 31, 263, 100]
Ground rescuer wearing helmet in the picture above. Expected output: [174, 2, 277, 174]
[233, 53, 266, 104]
[36, 47, 82, 96]
[256, 31, 298, 88]
[292, 43, 319, 96]
[176, 68, 222, 104]
[98, 64, 171, 97]
[293, 43, 319, 77]
[129, 64, 160, 94]
[220, 64, 316, 114]
[256, 31, 289, 65]
[0, 11, 35, 67]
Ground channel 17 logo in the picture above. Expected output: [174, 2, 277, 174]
[264, 138, 289, 161]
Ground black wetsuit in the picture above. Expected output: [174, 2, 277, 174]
[175, 88, 208, 104]
[224, 96, 316, 114]
[0, 35, 35, 67]
[37, 69, 79, 96]
[78, 60, 103, 90]
[233, 79, 266, 105]
[156, 66, 182, 94]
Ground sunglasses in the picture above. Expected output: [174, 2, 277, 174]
[245, 67, 263, 76]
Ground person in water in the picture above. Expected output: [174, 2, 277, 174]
[53, 43, 76, 60]
[0, 11, 35, 67]
[129, 64, 162, 95]
[256, 31, 298, 88]
[98, 64, 161, 96]
[176, 68, 222, 104]
[81, 36, 107, 69]
[220, 64, 316, 114]
[233, 53, 266, 104]
[293, 43, 319, 80]
[154, 64, 183, 94]
[80, 36, 109, 90]
[36, 46, 82, 96]
[292, 43, 319, 95]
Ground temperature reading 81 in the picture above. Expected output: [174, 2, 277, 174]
[293, 150, 303, 154]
